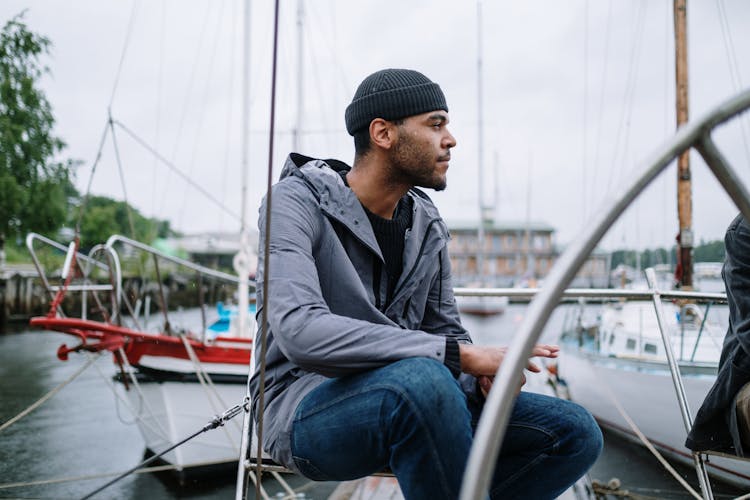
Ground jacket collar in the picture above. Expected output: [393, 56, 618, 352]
[280, 153, 448, 260]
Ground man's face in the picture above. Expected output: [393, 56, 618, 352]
[388, 110, 456, 191]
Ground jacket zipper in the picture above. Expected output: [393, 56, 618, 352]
[392, 218, 442, 300]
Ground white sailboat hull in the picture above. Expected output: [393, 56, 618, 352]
[456, 295, 509, 316]
[122, 373, 247, 472]
[558, 347, 750, 489]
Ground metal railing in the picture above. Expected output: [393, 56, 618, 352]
[460, 88, 750, 500]
[26, 233, 251, 342]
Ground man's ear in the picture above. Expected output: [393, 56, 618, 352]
[369, 118, 396, 150]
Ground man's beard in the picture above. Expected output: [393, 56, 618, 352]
[389, 132, 447, 191]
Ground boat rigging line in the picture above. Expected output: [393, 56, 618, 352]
[716, 0, 750, 168]
[108, 111, 137, 240]
[111, 118, 242, 222]
[590, 0, 614, 220]
[546, 361, 704, 500]
[218, 0, 239, 233]
[177, 0, 230, 231]
[76, 120, 111, 237]
[236, 0, 282, 498]
[78, 401, 248, 500]
[598, 365, 702, 500]
[107, 0, 139, 110]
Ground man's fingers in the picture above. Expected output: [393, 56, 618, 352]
[531, 344, 560, 358]
[527, 360, 541, 373]
[478, 375, 493, 398]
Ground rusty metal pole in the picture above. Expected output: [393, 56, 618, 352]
[674, 0, 693, 289]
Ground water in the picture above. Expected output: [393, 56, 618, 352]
[0, 304, 745, 499]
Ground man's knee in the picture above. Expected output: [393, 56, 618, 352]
[379, 358, 468, 426]
[561, 400, 603, 465]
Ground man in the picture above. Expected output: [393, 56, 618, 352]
[687, 213, 750, 456]
[249, 68, 602, 499]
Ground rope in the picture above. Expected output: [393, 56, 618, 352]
[716, 0, 750, 169]
[179, 334, 241, 446]
[605, 0, 647, 196]
[582, 0, 589, 224]
[79, 402, 246, 499]
[151, 0, 166, 218]
[0, 353, 101, 433]
[108, 0, 139, 108]
[158, 0, 213, 217]
[590, 0, 614, 208]
[598, 373, 703, 499]
[254, 1, 282, 498]
[177, 0, 227, 231]
[88, 350, 169, 438]
[218, 0, 238, 233]
[111, 119, 241, 222]
[76, 121, 111, 236]
[108, 115, 138, 241]
[247, 468, 271, 500]
[591, 478, 667, 500]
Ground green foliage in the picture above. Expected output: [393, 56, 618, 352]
[0, 12, 77, 243]
[3, 239, 28, 263]
[610, 240, 725, 269]
[76, 195, 174, 248]
[694, 239, 725, 262]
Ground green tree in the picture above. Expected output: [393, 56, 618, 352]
[77, 195, 173, 248]
[694, 239, 725, 262]
[0, 12, 76, 250]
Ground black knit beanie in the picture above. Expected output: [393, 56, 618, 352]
[344, 68, 448, 135]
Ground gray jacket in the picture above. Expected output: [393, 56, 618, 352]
[249, 154, 475, 470]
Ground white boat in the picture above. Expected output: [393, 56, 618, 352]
[456, 292, 509, 317]
[537, 0, 750, 494]
[557, 293, 750, 489]
[27, 232, 255, 478]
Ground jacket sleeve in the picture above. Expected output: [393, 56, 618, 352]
[418, 244, 481, 399]
[258, 180, 448, 378]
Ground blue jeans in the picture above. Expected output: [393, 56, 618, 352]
[290, 357, 603, 499]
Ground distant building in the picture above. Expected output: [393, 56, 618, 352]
[161, 231, 258, 275]
[447, 220, 611, 288]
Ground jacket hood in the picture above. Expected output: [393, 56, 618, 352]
[279, 152, 443, 223]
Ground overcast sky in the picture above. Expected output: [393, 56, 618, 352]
[3, 0, 750, 250]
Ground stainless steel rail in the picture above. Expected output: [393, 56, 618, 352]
[105, 235, 242, 284]
[460, 88, 750, 500]
[454, 286, 726, 302]
[645, 268, 714, 499]
[25, 232, 110, 299]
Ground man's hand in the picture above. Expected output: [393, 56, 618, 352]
[459, 343, 559, 397]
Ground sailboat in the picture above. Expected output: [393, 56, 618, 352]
[26, 235, 255, 477]
[24, 1, 260, 478]
[555, 0, 750, 491]
[455, 0, 509, 317]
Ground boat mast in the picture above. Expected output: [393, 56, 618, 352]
[292, 0, 304, 152]
[674, 0, 693, 289]
[476, 0, 486, 283]
[235, 0, 252, 340]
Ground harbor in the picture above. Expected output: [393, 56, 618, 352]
[1, 0, 750, 498]
[0, 303, 747, 499]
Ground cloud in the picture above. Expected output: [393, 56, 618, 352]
[2, 0, 749, 250]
